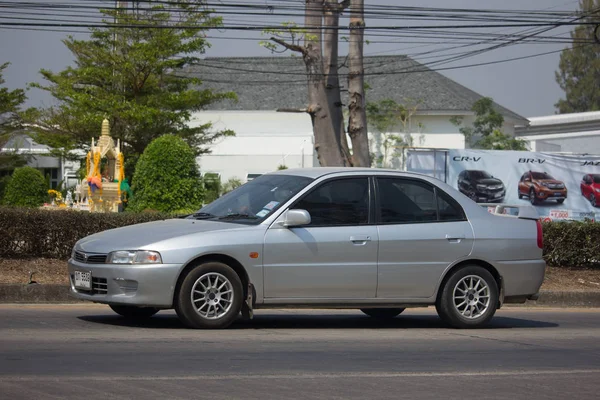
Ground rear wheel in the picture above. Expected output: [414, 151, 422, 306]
[436, 266, 498, 329]
[109, 305, 159, 319]
[360, 308, 405, 319]
[175, 262, 243, 329]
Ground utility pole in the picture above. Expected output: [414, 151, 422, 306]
[347, 0, 370, 167]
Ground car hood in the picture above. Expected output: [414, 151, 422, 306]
[475, 178, 503, 186]
[537, 179, 563, 185]
[76, 218, 250, 253]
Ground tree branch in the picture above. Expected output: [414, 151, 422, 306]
[271, 37, 305, 54]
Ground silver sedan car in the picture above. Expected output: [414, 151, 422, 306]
[68, 168, 545, 329]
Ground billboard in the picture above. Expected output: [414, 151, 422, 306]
[407, 149, 600, 221]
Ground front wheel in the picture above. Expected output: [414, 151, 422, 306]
[109, 305, 159, 319]
[557, 199, 565, 204]
[591, 194, 597, 208]
[175, 262, 243, 329]
[529, 188, 539, 205]
[361, 308, 405, 319]
[436, 266, 499, 329]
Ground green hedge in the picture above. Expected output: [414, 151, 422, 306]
[0, 207, 177, 259]
[0, 207, 598, 269]
[542, 220, 600, 269]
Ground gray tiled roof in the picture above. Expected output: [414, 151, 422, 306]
[183, 55, 526, 123]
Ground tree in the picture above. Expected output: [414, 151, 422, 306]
[450, 97, 517, 149]
[26, 1, 234, 176]
[477, 130, 528, 150]
[555, 0, 600, 113]
[128, 135, 204, 213]
[3, 166, 48, 207]
[366, 99, 419, 168]
[0, 63, 27, 173]
[221, 177, 243, 195]
[263, 0, 374, 167]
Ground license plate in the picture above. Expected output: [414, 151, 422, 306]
[494, 192, 502, 198]
[554, 193, 562, 197]
[74, 271, 91, 290]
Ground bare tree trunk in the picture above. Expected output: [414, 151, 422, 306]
[323, 0, 351, 166]
[303, 0, 348, 167]
[347, 0, 371, 167]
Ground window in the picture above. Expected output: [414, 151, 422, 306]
[437, 191, 466, 221]
[378, 178, 437, 223]
[294, 178, 369, 226]
[531, 172, 553, 180]
[594, 175, 600, 184]
[377, 178, 466, 224]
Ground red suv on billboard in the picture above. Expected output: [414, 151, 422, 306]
[518, 171, 567, 205]
[581, 174, 600, 207]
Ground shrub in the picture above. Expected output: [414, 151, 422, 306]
[222, 177, 243, 195]
[0, 175, 11, 203]
[128, 135, 204, 213]
[0, 207, 176, 259]
[542, 220, 600, 269]
[3, 167, 48, 207]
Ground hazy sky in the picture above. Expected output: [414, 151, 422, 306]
[0, 0, 581, 117]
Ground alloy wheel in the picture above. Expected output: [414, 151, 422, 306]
[452, 275, 491, 319]
[190, 272, 234, 320]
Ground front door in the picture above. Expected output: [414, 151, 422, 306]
[375, 177, 474, 298]
[263, 177, 378, 299]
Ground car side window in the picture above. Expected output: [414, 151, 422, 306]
[294, 178, 369, 227]
[437, 190, 466, 221]
[377, 178, 437, 223]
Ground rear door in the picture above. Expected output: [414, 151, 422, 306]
[375, 177, 474, 298]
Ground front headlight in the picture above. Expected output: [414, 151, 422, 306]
[595, 188, 600, 193]
[540, 182, 549, 187]
[476, 184, 487, 191]
[107, 250, 162, 264]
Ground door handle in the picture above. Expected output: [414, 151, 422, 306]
[446, 234, 465, 243]
[350, 236, 371, 245]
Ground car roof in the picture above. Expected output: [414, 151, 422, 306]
[268, 167, 429, 179]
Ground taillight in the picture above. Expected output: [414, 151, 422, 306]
[536, 220, 544, 249]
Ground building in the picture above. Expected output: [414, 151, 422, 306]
[516, 111, 600, 154]
[184, 55, 528, 180]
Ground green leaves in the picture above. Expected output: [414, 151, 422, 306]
[555, 0, 600, 113]
[128, 135, 204, 213]
[25, 3, 235, 174]
[2, 167, 48, 207]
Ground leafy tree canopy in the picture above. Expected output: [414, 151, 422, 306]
[25, 1, 235, 175]
[128, 135, 204, 213]
[555, 0, 600, 113]
[0, 63, 28, 173]
[3, 166, 48, 207]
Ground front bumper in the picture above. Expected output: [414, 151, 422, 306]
[475, 190, 505, 203]
[537, 189, 567, 201]
[68, 259, 183, 308]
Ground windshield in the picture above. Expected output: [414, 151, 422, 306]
[594, 175, 600, 184]
[531, 172, 554, 180]
[469, 170, 493, 179]
[191, 174, 314, 223]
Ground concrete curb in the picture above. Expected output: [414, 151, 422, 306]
[0, 284, 82, 304]
[1, 284, 600, 307]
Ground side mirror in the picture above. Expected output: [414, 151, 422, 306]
[283, 209, 311, 227]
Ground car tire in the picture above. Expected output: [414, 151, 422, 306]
[557, 199, 565, 204]
[175, 262, 243, 329]
[467, 190, 478, 202]
[360, 308, 405, 319]
[109, 305, 159, 319]
[529, 188, 539, 205]
[591, 194, 597, 208]
[435, 266, 498, 329]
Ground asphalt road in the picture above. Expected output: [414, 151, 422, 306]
[0, 305, 599, 399]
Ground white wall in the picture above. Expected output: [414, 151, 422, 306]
[191, 110, 479, 181]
